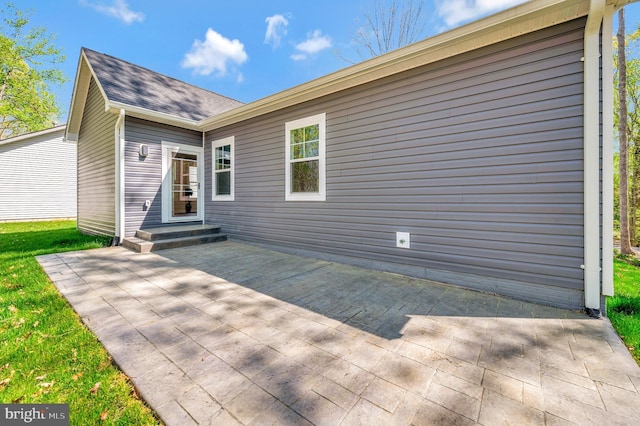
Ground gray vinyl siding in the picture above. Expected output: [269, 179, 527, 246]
[77, 78, 117, 236]
[123, 117, 202, 237]
[205, 18, 587, 309]
[0, 128, 76, 221]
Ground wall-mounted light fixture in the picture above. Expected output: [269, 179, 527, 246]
[139, 144, 149, 157]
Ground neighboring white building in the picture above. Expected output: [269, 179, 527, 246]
[0, 125, 77, 221]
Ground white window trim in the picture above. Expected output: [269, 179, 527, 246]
[211, 136, 235, 201]
[285, 112, 326, 201]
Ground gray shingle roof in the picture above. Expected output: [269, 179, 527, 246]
[83, 48, 242, 121]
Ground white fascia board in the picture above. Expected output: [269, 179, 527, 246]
[201, 0, 591, 132]
[107, 102, 201, 131]
[79, 51, 111, 113]
[0, 125, 66, 146]
[65, 52, 93, 141]
[68, 50, 201, 133]
[67, 50, 115, 140]
[609, 0, 640, 9]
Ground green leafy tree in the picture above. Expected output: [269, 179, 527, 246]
[0, 3, 65, 140]
[614, 151, 620, 233]
[626, 30, 640, 234]
[614, 12, 640, 249]
[617, 9, 633, 253]
[628, 54, 640, 245]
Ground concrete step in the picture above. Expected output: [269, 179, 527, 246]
[135, 224, 222, 241]
[122, 233, 227, 253]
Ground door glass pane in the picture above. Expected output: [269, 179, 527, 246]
[171, 152, 198, 217]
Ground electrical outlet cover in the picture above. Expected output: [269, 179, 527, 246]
[396, 232, 410, 249]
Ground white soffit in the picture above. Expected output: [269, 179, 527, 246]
[65, 54, 92, 142]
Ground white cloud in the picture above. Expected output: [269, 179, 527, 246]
[291, 30, 332, 61]
[265, 14, 289, 48]
[80, 0, 144, 25]
[181, 28, 248, 77]
[437, 0, 527, 28]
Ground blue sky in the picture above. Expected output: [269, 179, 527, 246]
[13, 0, 640, 122]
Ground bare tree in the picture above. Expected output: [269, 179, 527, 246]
[338, 0, 428, 63]
[618, 8, 634, 254]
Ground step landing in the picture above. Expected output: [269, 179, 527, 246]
[122, 224, 227, 253]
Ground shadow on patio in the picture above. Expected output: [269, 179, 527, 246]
[39, 240, 640, 425]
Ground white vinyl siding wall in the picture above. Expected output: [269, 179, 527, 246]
[0, 127, 76, 221]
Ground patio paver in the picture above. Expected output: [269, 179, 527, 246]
[37, 241, 640, 425]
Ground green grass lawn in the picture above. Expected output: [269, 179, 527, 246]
[2, 220, 638, 423]
[610, 256, 640, 364]
[0, 220, 161, 425]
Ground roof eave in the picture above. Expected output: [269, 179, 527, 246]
[66, 49, 113, 141]
[610, 0, 638, 9]
[65, 50, 90, 142]
[107, 103, 202, 131]
[67, 48, 203, 136]
[200, 0, 594, 132]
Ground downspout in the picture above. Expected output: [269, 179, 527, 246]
[114, 109, 126, 245]
[602, 5, 615, 298]
[583, 0, 605, 313]
[202, 132, 206, 225]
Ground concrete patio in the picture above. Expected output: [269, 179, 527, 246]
[38, 241, 640, 425]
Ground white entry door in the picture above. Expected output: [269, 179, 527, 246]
[162, 142, 203, 223]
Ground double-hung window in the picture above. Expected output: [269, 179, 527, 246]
[212, 136, 234, 201]
[285, 113, 326, 201]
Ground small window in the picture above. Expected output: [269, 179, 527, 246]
[285, 113, 326, 201]
[212, 136, 234, 201]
